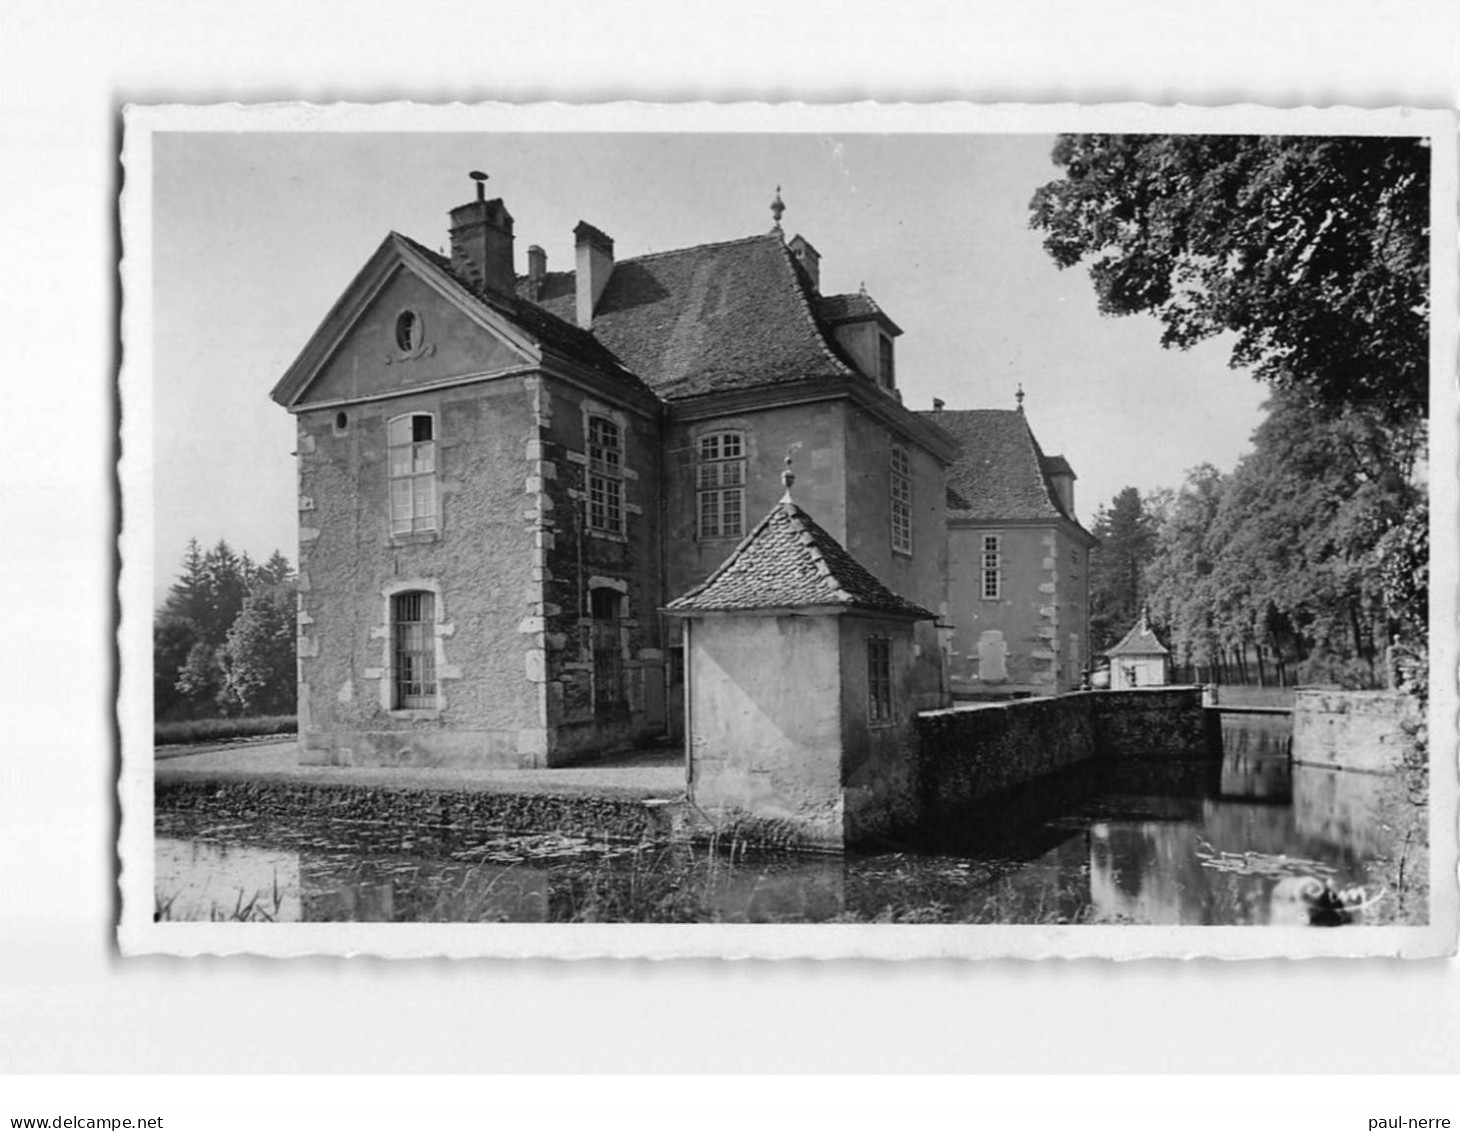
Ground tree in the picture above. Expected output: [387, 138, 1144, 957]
[1144, 464, 1227, 677]
[1029, 134, 1429, 426]
[1088, 486, 1158, 652]
[155, 540, 296, 719]
[220, 584, 298, 716]
[1143, 392, 1423, 688]
[174, 640, 224, 711]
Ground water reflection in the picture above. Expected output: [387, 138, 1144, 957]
[155, 715, 1427, 926]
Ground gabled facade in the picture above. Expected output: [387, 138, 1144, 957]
[920, 405, 1098, 698]
[271, 185, 957, 769]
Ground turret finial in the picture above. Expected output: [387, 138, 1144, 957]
[1016, 383, 1025, 412]
[781, 452, 796, 501]
[770, 185, 785, 232]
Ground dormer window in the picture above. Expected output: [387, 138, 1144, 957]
[878, 333, 895, 389]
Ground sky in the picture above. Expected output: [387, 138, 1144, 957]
[150, 130, 1270, 602]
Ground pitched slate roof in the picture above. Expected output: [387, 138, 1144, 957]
[918, 408, 1084, 526]
[816, 291, 903, 336]
[1042, 454, 1075, 481]
[665, 495, 934, 618]
[392, 234, 652, 395]
[1105, 612, 1170, 657]
[525, 233, 856, 400]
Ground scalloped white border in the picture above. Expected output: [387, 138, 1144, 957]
[118, 99, 1459, 960]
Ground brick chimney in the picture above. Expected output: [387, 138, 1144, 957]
[526, 244, 547, 300]
[574, 221, 614, 328]
[788, 234, 820, 293]
[449, 181, 516, 299]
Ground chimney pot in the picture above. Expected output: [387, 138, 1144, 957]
[932, 397, 945, 412]
[574, 221, 615, 328]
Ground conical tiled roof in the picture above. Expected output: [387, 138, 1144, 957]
[1105, 610, 1170, 657]
[665, 495, 934, 618]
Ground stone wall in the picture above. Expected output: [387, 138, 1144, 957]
[295, 375, 544, 770]
[911, 687, 1209, 829]
[915, 696, 1094, 824]
[1089, 687, 1214, 759]
[535, 376, 666, 763]
[156, 777, 676, 843]
[1291, 689, 1422, 771]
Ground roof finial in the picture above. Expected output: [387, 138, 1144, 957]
[1016, 383, 1025, 412]
[469, 169, 489, 204]
[770, 185, 785, 232]
[781, 451, 796, 501]
[1140, 603, 1149, 629]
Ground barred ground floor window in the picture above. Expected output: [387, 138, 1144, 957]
[392, 590, 437, 708]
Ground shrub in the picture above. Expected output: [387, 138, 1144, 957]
[155, 715, 297, 746]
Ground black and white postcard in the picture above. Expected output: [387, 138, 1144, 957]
[117, 101, 1458, 958]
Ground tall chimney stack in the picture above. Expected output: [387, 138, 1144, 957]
[574, 221, 614, 328]
[526, 244, 547, 299]
[448, 172, 516, 299]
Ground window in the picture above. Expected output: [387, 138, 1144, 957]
[890, 446, 912, 555]
[981, 534, 1001, 600]
[587, 416, 624, 534]
[697, 431, 746, 538]
[878, 334, 895, 389]
[388, 414, 436, 535]
[590, 587, 626, 715]
[392, 590, 437, 709]
[867, 637, 893, 722]
[394, 310, 421, 352]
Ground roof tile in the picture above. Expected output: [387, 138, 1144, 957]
[920, 408, 1081, 525]
[524, 234, 855, 400]
[816, 291, 903, 335]
[1105, 614, 1171, 657]
[666, 496, 934, 618]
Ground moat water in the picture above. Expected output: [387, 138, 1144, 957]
[154, 717, 1428, 926]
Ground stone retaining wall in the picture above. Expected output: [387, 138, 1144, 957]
[1291, 689, 1421, 772]
[912, 687, 1209, 827]
[155, 778, 678, 842]
[1090, 687, 1215, 758]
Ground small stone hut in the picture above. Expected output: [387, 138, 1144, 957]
[1105, 607, 1171, 690]
[664, 472, 938, 847]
